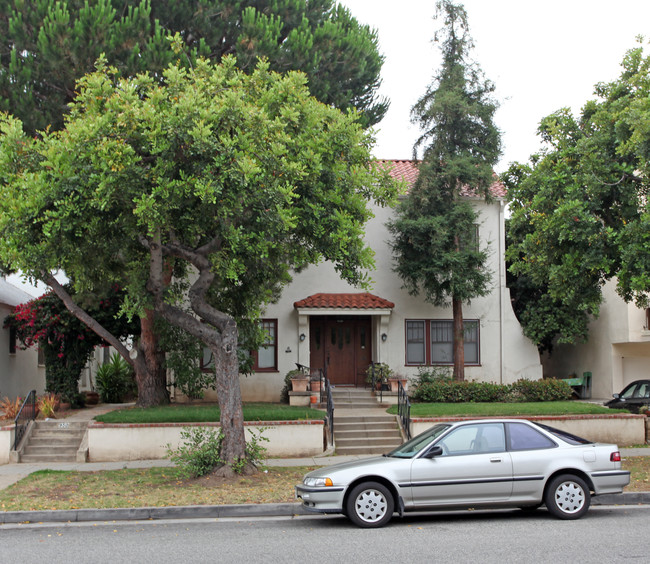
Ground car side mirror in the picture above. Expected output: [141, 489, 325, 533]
[423, 445, 443, 459]
[612, 393, 621, 400]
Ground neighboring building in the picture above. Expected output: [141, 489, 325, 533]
[231, 160, 543, 402]
[0, 278, 46, 399]
[542, 279, 650, 400]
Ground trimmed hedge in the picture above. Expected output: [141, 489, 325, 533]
[412, 378, 573, 403]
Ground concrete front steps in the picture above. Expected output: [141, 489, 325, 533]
[19, 420, 88, 463]
[331, 387, 403, 455]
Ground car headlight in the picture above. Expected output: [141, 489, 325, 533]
[303, 476, 334, 487]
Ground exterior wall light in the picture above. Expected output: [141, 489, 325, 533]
[299, 333, 306, 342]
[381, 333, 388, 342]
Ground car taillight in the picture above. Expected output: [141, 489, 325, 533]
[610, 451, 621, 462]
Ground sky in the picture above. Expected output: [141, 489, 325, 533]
[342, 0, 650, 172]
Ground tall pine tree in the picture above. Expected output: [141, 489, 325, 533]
[0, 0, 388, 135]
[389, 0, 501, 381]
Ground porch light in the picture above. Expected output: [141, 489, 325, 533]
[381, 333, 388, 342]
[299, 333, 306, 342]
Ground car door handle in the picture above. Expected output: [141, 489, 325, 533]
[490, 457, 502, 463]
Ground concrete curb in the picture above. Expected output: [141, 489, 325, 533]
[2, 493, 650, 525]
[0, 502, 311, 524]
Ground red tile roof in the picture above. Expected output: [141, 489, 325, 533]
[294, 293, 395, 310]
[378, 159, 506, 198]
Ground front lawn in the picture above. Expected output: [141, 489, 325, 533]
[94, 403, 325, 424]
[388, 401, 627, 417]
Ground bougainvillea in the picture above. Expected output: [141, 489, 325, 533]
[4, 285, 139, 404]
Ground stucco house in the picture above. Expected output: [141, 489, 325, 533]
[0, 277, 45, 399]
[542, 279, 650, 400]
[227, 160, 543, 402]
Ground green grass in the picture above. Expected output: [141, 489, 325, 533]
[94, 403, 326, 424]
[388, 401, 628, 417]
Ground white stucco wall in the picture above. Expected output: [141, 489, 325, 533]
[87, 421, 325, 461]
[242, 196, 541, 401]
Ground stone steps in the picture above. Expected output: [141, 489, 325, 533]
[330, 388, 403, 455]
[20, 420, 88, 463]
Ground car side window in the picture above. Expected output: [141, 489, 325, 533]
[438, 423, 505, 456]
[639, 383, 650, 398]
[621, 384, 639, 399]
[507, 422, 556, 451]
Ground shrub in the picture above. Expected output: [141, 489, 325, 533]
[95, 353, 136, 403]
[509, 378, 573, 402]
[37, 393, 60, 418]
[166, 426, 268, 478]
[0, 396, 22, 420]
[411, 377, 574, 403]
[166, 427, 225, 479]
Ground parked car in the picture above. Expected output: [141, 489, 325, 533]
[296, 419, 629, 528]
[604, 380, 650, 413]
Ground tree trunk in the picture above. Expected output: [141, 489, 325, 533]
[452, 296, 465, 381]
[212, 319, 247, 476]
[135, 309, 170, 407]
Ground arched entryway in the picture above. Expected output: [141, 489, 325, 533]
[293, 292, 395, 386]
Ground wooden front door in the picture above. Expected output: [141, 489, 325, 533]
[309, 316, 372, 386]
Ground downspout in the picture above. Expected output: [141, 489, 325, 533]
[499, 199, 505, 385]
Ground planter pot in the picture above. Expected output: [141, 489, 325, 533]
[84, 391, 100, 405]
[291, 378, 309, 393]
[389, 378, 408, 392]
[310, 380, 322, 392]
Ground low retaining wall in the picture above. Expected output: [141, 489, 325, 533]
[87, 420, 326, 462]
[0, 425, 13, 465]
[411, 414, 647, 446]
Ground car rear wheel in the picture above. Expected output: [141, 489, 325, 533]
[346, 481, 394, 528]
[544, 474, 591, 519]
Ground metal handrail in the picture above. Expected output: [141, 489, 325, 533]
[325, 376, 334, 445]
[369, 362, 388, 402]
[397, 381, 411, 440]
[14, 389, 37, 450]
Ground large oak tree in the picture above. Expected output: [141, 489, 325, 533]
[0, 56, 396, 472]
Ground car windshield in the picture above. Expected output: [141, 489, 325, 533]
[534, 422, 593, 445]
[386, 424, 451, 458]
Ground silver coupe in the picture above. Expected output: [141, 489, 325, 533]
[296, 418, 630, 528]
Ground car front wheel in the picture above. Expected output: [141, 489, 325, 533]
[346, 481, 394, 528]
[544, 474, 591, 519]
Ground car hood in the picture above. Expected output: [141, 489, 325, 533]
[304, 455, 401, 478]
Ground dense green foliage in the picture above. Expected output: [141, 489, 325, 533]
[0, 0, 387, 134]
[0, 54, 395, 463]
[505, 42, 650, 351]
[411, 377, 573, 403]
[389, 401, 623, 417]
[388, 1, 501, 380]
[95, 353, 137, 403]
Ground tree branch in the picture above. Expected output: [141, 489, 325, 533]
[41, 272, 131, 362]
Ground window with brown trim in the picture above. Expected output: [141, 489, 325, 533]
[253, 319, 278, 371]
[405, 319, 480, 366]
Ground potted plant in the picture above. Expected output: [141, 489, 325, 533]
[288, 369, 309, 392]
[365, 363, 392, 390]
[310, 374, 323, 392]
